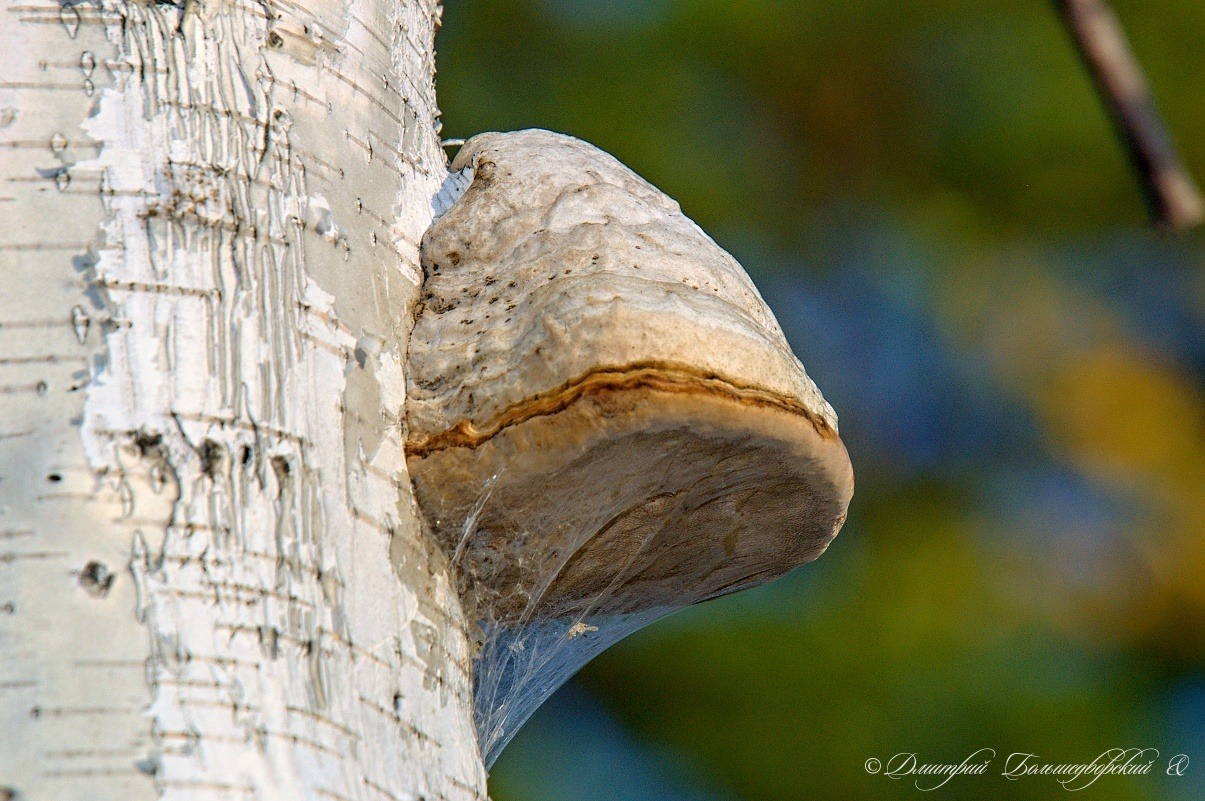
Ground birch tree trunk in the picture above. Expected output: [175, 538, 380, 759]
[0, 0, 487, 798]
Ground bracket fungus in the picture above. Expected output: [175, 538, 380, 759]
[405, 129, 853, 763]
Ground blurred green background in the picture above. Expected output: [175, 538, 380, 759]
[434, 1, 1205, 798]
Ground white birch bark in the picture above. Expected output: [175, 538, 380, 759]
[0, 0, 487, 798]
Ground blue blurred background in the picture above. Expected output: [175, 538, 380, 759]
[435, 1, 1205, 798]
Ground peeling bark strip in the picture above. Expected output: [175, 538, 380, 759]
[1, 0, 487, 799]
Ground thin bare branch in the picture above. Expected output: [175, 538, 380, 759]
[1055, 0, 1204, 230]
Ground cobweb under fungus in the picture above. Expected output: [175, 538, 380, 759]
[447, 461, 723, 767]
[473, 596, 668, 766]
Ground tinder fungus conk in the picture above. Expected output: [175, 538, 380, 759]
[406, 129, 853, 624]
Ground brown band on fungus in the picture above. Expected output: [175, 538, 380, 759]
[405, 360, 837, 458]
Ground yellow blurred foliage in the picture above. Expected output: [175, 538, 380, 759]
[942, 260, 1205, 651]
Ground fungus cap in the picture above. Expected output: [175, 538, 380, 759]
[406, 129, 853, 624]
